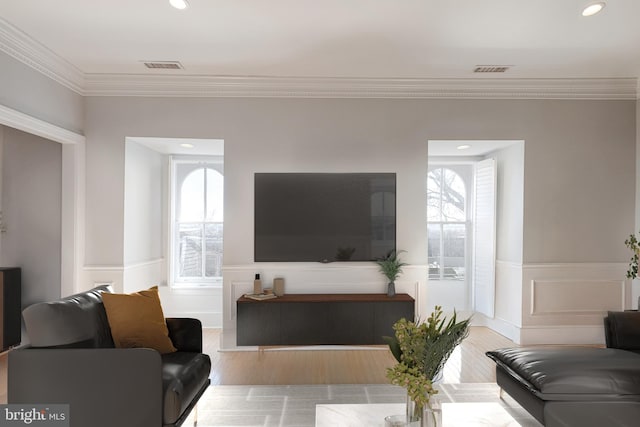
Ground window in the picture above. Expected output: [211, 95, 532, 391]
[171, 158, 223, 286]
[427, 167, 467, 280]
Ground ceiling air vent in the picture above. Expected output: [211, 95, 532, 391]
[473, 65, 511, 73]
[142, 61, 184, 70]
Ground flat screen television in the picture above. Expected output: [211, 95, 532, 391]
[254, 173, 396, 262]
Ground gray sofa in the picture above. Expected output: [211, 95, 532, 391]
[486, 311, 640, 426]
[8, 285, 211, 427]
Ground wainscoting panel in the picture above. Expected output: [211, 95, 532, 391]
[520, 262, 629, 345]
[530, 279, 625, 316]
[81, 265, 124, 293]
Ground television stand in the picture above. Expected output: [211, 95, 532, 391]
[236, 293, 415, 346]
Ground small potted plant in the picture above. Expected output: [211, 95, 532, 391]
[376, 249, 407, 297]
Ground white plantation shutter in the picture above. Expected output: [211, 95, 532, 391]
[473, 158, 497, 318]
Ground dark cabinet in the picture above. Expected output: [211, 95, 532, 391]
[237, 293, 414, 346]
[0, 267, 21, 352]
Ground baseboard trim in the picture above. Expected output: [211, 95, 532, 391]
[473, 314, 521, 344]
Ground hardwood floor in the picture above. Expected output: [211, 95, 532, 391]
[204, 326, 517, 385]
[0, 326, 516, 403]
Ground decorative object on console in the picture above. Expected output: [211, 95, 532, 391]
[376, 249, 407, 297]
[253, 273, 262, 294]
[273, 277, 285, 296]
[243, 293, 277, 301]
[384, 306, 470, 426]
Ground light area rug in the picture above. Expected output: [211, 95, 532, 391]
[183, 383, 541, 427]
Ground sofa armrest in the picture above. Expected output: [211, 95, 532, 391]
[166, 318, 203, 353]
[9, 347, 162, 427]
[604, 311, 640, 352]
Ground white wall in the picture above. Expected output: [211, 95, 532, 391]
[79, 97, 636, 345]
[0, 48, 636, 345]
[0, 55, 85, 300]
[521, 100, 635, 263]
[493, 143, 524, 264]
[0, 125, 62, 308]
[482, 142, 525, 341]
[0, 52, 84, 134]
[123, 141, 166, 266]
[83, 98, 635, 268]
[122, 141, 167, 295]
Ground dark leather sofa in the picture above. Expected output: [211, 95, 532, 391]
[8, 285, 211, 427]
[486, 311, 640, 426]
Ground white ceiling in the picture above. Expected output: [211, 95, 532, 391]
[1, 0, 639, 85]
[429, 140, 521, 157]
[128, 137, 224, 156]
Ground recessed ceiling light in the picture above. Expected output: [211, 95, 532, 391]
[169, 0, 189, 10]
[582, 2, 605, 17]
[180, 143, 194, 148]
[457, 144, 471, 150]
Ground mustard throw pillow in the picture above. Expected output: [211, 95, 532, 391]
[102, 286, 177, 354]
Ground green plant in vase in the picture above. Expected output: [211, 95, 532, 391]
[625, 231, 640, 279]
[376, 249, 407, 297]
[384, 306, 471, 426]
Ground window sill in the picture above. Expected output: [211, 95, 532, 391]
[170, 282, 222, 290]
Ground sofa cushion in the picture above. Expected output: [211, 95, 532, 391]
[161, 352, 212, 425]
[487, 347, 640, 398]
[102, 287, 177, 354]
[22, 285, 115, 348]
[544, 401, 640, 427]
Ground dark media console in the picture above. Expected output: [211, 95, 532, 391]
[236, 293, 415, 346]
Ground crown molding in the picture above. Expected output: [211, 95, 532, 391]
[0, 18, 637, 100]
[83, 74, 637, 100]
[0, 18, 84, 94]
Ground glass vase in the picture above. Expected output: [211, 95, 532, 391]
[406, 393, 423, 426]
[406, 394, 441, 427]
[424, 401, 442, 427]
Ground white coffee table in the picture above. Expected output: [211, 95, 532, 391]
[316, 402, 531, 426]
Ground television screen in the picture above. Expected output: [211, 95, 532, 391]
[254, 173, 396, 262]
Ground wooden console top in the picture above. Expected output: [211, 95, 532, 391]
[237, 293, 414, 303]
